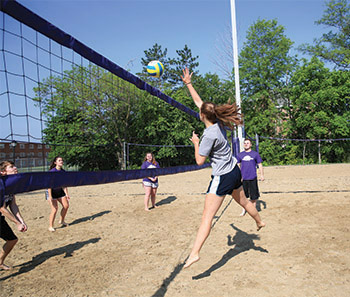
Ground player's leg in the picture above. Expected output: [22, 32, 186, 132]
[48, 198, 58, 231]
[143, 185, 152, 211]
[250, 178, 260, 211]
[58, 196, 69, 226]
[150, 186, 158, 208]
[232, 186, 265, 231]
[0, 239, 18, 270]
[239, 180, 250, 216]
[0, 219, 18, 270]
[184, 193, 225, 268]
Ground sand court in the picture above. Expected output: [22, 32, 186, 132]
[1, 164, 349, 297]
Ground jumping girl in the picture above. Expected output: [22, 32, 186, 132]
[181, 68, 265, 268]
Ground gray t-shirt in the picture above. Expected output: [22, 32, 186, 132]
[198, 123, 237, 176]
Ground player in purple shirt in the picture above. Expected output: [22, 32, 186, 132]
[141, 152, 160, 211]
[236, 139, 265, 216]
[46, 156, 71, 232]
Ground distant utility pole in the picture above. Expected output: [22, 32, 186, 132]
[230, 0, 244, 152]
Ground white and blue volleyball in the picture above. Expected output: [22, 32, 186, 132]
[146, 60, 164, 78]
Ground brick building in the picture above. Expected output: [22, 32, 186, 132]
[0, 141, 51, 171]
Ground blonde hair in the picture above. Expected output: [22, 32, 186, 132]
[200, 101, 243, 130]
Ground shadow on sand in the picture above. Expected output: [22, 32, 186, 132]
[155, 196, 177, 207]
[256, 199, 267, 212]
[0, 237, 101, 281]
[192, 224, 268, 280]
[69, 210, 111, 226]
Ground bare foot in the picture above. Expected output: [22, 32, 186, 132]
[184, 255, 200, 269]
[0, 264, 11, 271]
[59, 221, 69, 227]
[48, 227, 55, 232]
[152, 205, 159, 208]
[145, 208, 150, 212]
[257, 222, 266, 231]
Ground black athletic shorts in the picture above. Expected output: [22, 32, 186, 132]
[45, 188, 66, 200]
[0, 216, 18, 241]
[242, 178, 260, 200]
[207, 165, 242, 196]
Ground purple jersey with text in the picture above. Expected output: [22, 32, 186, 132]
[141, 161, 160, 183]
[236, 151, 262, 180]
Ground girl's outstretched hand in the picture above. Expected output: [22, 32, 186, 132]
[181, 68, 193, 85]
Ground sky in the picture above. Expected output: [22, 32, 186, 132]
[15, 0, 329, 77]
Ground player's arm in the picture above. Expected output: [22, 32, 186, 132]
[190, 131, 207, 166]
[181, 68, 203, 109]
[258, 163, 265, 181]
[0, 201, 25, 231]
[9, 196, 27, 231]
[63, 187, 70, 199]
[47, 188, 53, 200]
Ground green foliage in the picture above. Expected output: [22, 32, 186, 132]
[137, 43, 200, 92]
[298, 0, 350, 69]
[33, 5, 350, 170]
[34, 65, 137, 170]
[167, 44, 200, 87]
[238, 19, 296, 163]
[288, 57, 350, 163]
[239, 19, 295, 136]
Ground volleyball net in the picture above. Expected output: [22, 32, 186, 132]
[0, 0, 211, 203]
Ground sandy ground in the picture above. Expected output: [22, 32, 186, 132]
[0, 164, 350, 297]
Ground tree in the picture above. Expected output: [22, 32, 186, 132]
[138, 43, 200, 91]
[34, 65, 138, 170]
[167, 44, 200, 87]
[299, 0, 350, 69]
[288, 57, 350, 163]
[238, 19, 296, 163]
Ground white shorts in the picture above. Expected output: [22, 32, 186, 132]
[143, 181, 159, 188]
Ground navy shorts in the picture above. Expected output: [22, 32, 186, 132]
[45, 188, 66, 200]
[242, 178, 260, 200]
[207, 165, 242, 196]
[0, 216, 18, 241]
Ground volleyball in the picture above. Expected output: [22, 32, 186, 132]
[146, 60, 164, 78]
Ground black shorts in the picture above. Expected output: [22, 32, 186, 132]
[207, 165, 242, 196]
[45, 188, 66, 200]
[0, 216, 18, 241]
[242, 178, 260, 200]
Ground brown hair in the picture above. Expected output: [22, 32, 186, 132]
[49, 156, 63, 170]
[244, 138, 252, 144]
[200, 101, 243, 130]
[143, 152, 157, 165]
[0, 160, 14, 174]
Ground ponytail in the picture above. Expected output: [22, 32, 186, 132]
[215, 102, 243, 129]
[200, 101, 243, 129]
